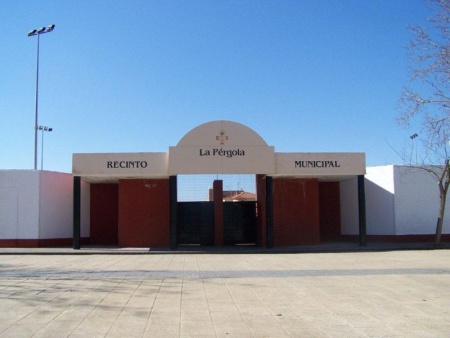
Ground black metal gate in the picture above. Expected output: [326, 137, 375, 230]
[178, 202, 214, 245]
[223, 201, 257, 245]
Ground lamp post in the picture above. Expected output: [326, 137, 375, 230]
[410, 133, 418, 164]
[38, 125, 52, 170]
[28, 24, 55, 170]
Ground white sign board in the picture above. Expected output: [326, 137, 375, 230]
[73, 153, 169, 178]
[71, 122, 366, 180]
[275, 152, 366, 176]
[169, 146, 275, 174]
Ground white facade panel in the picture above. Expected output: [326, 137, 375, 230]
[365, 166, 395, 235]
[39, 171, 76, 239]
[366, 166, 395, 193]
[340, 177, 359, 235]
[0, 170, 88, 242]
[394, 166, 450, 235]
[0, 187, 18, 239]
[0, 170, 39, 239]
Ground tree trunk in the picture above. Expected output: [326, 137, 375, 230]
[435, 216, 443, 245]
[435, 192, 447, 244]
[435, 163, 449, 245]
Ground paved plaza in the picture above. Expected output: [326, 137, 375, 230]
[0, 249, 449, 337]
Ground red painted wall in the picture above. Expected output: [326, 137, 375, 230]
[118, 179, 170, 247]
[90, 184, 119, 245]
[319, 182, 341, 241]
[273, 178, 320, 246]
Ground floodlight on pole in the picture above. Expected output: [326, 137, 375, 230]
[410, 133, 418, 164]
[28, 24, 55, 170]
[38, 125, 53, 170]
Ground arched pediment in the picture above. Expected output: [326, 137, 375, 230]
[176, 120, 268, 147]
[169, 120, 274, 174]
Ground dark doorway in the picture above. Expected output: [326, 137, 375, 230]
[177, 202, 214, 245]
[223, 201, 257, 245]
[176, 174, 257, 247]
[319, 182, 341, 241]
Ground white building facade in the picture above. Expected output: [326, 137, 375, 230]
[0, 122, 449, 248]
[365, 165, 450, 238]
[0, 170, 89, 247]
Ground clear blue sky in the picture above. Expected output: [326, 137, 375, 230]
[1, 0, 430, 173]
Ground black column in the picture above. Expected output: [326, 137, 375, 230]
[358, 175, 367, 246]
[73, 176, 81, 250]
[169, 175, 178, 250]
[266, 176, 274, 248]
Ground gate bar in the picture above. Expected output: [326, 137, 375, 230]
[358, 175, 367, 246]
[73, 176, 81, 250]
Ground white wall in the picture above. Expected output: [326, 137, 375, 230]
[39, 170, 90, 239]
[1, 170, 90, 242]
[0, 186, 18, 239]
[340, 177, 359, 235]
[341, 167, 397, 236]
[39, 171, 76, 239]
[394, 166, 450, 235]
[4, 166, 450, 243]
[0, 170, 40, 239]
[365, 166, 395, 235]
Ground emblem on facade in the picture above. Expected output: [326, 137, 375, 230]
[216, 130, 229, 145]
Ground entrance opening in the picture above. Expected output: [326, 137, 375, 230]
[177, 174, 257, 246]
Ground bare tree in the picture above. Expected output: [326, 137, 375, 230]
[398, 0, 450, 244]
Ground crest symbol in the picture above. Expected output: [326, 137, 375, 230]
[216, 130, 229, 145]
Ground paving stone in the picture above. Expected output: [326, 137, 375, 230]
[0, 249, 449, 337]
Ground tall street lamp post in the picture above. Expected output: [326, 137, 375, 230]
[38, 125, 53, 170]
[28, 24, 55, 170]
[410, 133, 418, 164]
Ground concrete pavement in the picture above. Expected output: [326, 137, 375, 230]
[0, 240, 449, 255]
[0, 249, 449, 337]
